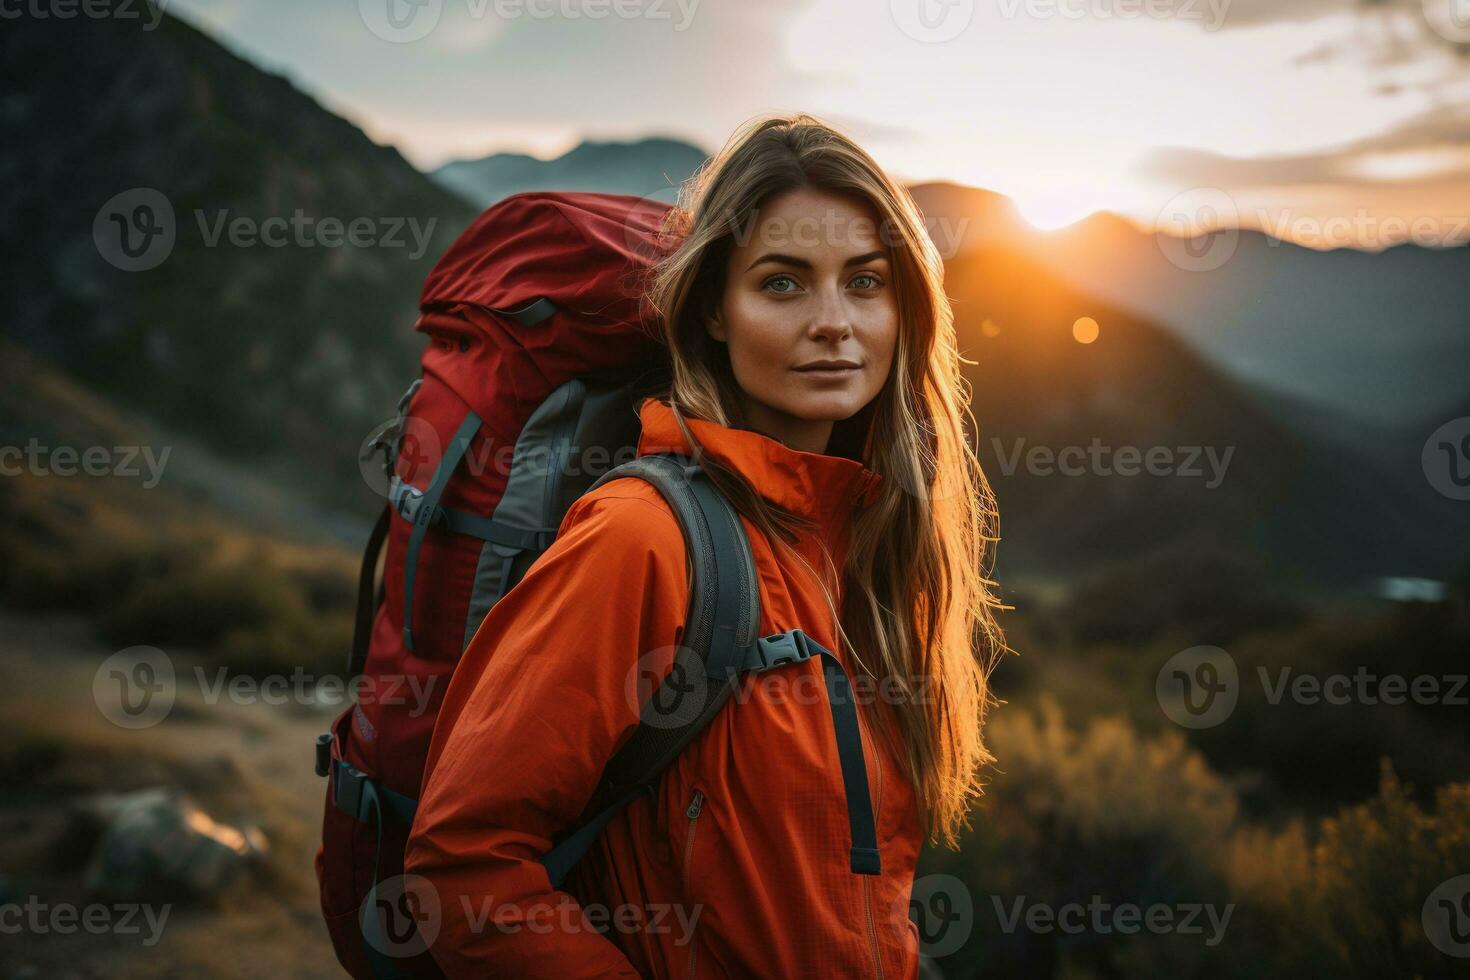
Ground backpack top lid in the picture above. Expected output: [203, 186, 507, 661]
[420, 191, 679, 325]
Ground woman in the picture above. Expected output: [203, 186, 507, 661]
[405, 112, 1006, 979]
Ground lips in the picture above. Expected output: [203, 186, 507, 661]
[794, 366, 859, 383]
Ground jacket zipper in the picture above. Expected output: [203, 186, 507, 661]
[682, 788, 705, 980]
[859, 710, 885, 980]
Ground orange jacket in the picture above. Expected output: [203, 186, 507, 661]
[405, 396, 923, 978]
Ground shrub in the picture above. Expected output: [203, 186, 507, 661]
[924, 699, 1240, 979]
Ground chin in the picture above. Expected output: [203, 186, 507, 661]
[786, 394, 866, 421]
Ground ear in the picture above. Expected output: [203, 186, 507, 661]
[706, 309, 726, 344]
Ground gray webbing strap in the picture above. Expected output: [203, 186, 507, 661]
[401, 412, 481, 652]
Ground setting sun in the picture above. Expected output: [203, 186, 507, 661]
[1013, 190, 1105, 232]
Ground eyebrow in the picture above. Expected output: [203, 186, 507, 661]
[745, 249, 888, 273]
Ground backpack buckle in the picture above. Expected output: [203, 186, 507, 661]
[390, 478, 440, 528]
[332, 762, 371, 821]
[746, 630, 816, 672]
[315, 733, 332, 778]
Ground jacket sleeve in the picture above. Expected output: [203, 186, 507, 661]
[404, 488, 689, 979]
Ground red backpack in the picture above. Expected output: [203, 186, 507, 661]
[311, 192, 879, 979]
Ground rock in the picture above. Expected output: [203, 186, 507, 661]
[82, 787, 267, 902]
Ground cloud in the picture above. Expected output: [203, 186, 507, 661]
[1136, 103, 1470, 188]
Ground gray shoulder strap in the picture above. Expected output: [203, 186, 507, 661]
[577, 451, 762, 816]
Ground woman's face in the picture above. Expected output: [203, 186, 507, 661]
[711, 186, 899, 456]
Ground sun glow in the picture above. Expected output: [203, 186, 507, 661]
[1012, 189, 1106, 232]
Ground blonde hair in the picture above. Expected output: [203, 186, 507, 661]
[639, 112, 1010, 848]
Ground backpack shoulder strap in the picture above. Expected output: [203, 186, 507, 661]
[540, 450, 761, 887]
[591, 452, 764, 794]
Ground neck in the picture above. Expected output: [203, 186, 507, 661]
[736, 392, 835, 456]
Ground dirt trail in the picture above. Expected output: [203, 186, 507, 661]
[1, 613, 346, 979]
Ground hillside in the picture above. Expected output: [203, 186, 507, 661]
[910, 182, 1470, 429]
[0, 2, 476, 511]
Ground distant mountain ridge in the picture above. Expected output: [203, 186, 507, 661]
[433, 137, 709, 207]
[908, 182, 1470, 430]
[3, 3, 1464, 587]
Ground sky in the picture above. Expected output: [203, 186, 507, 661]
[165, 0, 1470, 244]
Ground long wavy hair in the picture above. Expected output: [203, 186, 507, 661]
[641, 112, 1009, 848]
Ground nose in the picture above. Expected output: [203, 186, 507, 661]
[808, 283, 853, 342]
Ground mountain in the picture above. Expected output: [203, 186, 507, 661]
[433, 138, 709, 208]
[945, 240, 1470, 586]
[909, 183, 1470, 430]
[0, 1, 476, 512]
[3, 3, 1460, 588]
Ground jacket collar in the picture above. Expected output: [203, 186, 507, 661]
[635, 396, 883, 530]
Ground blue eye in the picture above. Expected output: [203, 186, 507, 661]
[850, 273, 882, 290]
[763, 275, 799, 294]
